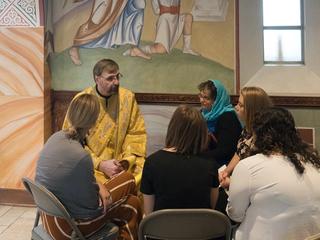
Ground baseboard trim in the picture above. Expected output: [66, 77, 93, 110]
[0, 188, 35, 206]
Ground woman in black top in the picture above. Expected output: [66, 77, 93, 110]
[140, 105, 219, 215]
[198, 80, 242, 215]
[198, 80, 242, 167]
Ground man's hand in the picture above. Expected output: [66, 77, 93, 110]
[99, 159, 124, 178]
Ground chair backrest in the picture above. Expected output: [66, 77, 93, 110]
[22, 177, 86, 239]
[138, 209, 232, 240]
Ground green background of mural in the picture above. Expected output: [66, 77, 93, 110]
[50, 42, 234, 94]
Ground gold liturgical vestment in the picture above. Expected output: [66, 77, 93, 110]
[63, 86, 146, 185]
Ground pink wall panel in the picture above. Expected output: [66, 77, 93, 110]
[0, 28, 44, 96]
[0, 96, 43, 188]
[0, 27, 44, 189]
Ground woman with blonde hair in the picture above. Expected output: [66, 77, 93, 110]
[220, 87, 272, 188]
[36, 94, 142, 240]
[140, 105, 219, 214]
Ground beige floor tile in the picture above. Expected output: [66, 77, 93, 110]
[0, 217, 33, 240]
[0, 225, 7, 234]
[20, 207, 37, 219]
[0, 205, 11, 217]
[0, 206, 30, 226]
[0, 206, 36, 239]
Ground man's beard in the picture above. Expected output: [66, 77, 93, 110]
[110, 85, 119, 94]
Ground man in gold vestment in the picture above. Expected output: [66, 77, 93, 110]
[63, 59, 146, 185]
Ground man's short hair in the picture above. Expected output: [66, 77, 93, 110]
[93, 59, 119, 79]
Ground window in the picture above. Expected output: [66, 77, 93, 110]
[262, 0, 304, 64]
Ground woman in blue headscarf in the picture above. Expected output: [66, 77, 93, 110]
[198, 80, 242, 167]
[198, 80, 242, 216]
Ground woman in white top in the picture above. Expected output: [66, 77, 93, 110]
[226, 107, 320, 240]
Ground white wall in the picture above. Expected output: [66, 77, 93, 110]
[140, 105, 176, 156]
[239, 0, 320, 96]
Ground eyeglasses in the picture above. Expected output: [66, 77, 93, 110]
[99, 72, 123, 82]
[198, 93, 211, 101]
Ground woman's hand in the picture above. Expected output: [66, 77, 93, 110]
[220, 175, 231, 189]
[218, 169, 228, 183]
[219, 170, 231, 189]
[97, 182, 112, 212]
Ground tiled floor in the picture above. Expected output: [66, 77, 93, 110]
[0, 205, 36, 240]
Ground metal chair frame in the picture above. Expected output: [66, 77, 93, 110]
[138, 208, 232, 240]
[22, 177, 118, 240]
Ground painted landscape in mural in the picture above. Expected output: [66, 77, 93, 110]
[48, 0, 236, 94]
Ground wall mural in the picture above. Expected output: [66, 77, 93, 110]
[48, 0, 236, 94]
[0, 0, 43, 189]
[0, 0, 40, 27]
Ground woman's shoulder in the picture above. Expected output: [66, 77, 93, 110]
[217, 111, 242, 130]
[238, 153, 264, 166]
[238, 154, 287, 173]
[196, 153, 219, 169]
[218, 110, 238, 120]
[146, 149, 171, 161]
[44, 130, 67, 145]
[45, 131, 87, 155]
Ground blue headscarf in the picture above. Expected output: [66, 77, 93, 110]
[201, 80, 235, 133]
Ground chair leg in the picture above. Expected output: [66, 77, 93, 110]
[33, 210, 40, 228]
[230, 223, 239, 239]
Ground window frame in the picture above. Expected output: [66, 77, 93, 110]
[262, 0, 305, 65]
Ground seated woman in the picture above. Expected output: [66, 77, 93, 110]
[36, 94, 142, 240]
[140, 105, 219, 215]
[219, 86, 273, 188]
[226, 107, 320, 240]
[198, 80, 242, 214]
[198, 80, 242, 167]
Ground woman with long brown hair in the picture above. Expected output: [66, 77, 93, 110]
[226, 107, 320, 240]
[220, 86, 272, 188]
[140, 105, 219, 214]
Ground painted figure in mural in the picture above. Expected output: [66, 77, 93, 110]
[63, 59, 147, 188]
[69, 0, 149, 65]
[125, 0, 199, 59]
[36, 94, 142, 240]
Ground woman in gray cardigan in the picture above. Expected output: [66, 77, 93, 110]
[36, 93, 142, 240]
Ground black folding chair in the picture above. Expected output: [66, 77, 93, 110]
[22, 177, 118, 240]
[138, 208, 232, 240]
